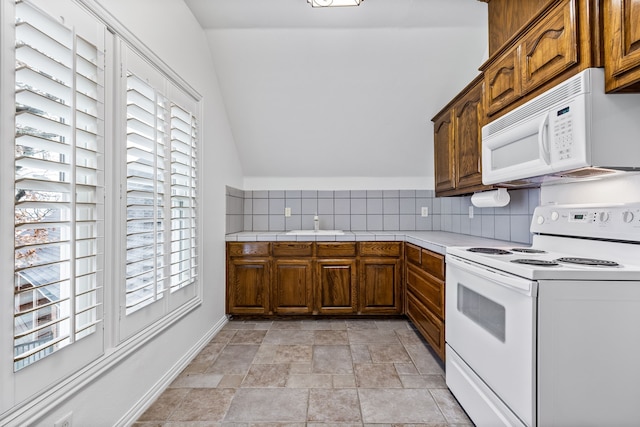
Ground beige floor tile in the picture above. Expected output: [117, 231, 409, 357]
[394, 362, 419, 375]
[354, 363, 403, 388]
[263, 330, 315, 345]
[358, 389, 446, 424]
[348, 329, 400, 344]
[286, 373, 333, 388]
[395, 328, 426, 346]
[224, 388, 309, 422]
[333, 374, 357, 388]
[289, 362, 312, 374]
[210, 329, 238, 343]
[169, 388, 236, 422]
[182, 343, 226, 374]
[137, 388, 190, 421]
[224, 321, 257, 330]
[404, 344, 444, 375]
[430, 388, 473, 424]
[345, 319, 378, 329]
[170, 372, 224, 388]
[208, 345, 259, 375]
[217, 374, 244, 388]
[270, 320, 303, 330]
[368, 343, 412, 363]
[307, 389, 362, 422]
[230, 329, 268, 345]
[374, 319, 412, 330]
[241, 364, 289, 388]
[314, 330, 348, 345]
[312, 345, 353, 374]
[253, 345, 312, 364]
[350, 344, 372, 363]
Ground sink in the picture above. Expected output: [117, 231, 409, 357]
[286, 230, 345, 235]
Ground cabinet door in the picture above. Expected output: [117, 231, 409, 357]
[604, 0, 640, 91]
[273, 259, 313, 314]
[359, 258, 402, 315]
[520, 0, 578, 94]
[315, 259, 357, 314]
[433, 110, 455, 194]
[227, 258, 270, 315]
[485, 47, 521, 116]
[406, 292, 445, 361]
[454, 80, 485, 189]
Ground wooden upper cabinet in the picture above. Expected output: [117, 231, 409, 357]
[604, 0, 640, 92]
[432, 75, 491, 197]
[484, 48, 521, 116]
[454, 80, 485, 189]
[433, 110, 455, 194]
[520, 0, 578, 93]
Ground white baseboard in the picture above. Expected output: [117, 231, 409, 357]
[115, 315, 229, 427]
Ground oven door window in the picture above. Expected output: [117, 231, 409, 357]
[457, 283, 506, 342]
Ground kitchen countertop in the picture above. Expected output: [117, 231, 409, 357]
[225, 231, 518, 255]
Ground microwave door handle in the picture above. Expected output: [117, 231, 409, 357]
[538, 112, 551, 165]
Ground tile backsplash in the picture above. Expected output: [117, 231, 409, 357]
[226, 186, 540, 244]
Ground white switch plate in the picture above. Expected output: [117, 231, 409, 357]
[421, 207, 429, 217]
[468, 205, 474, 219]
[284, 207, 291, 217]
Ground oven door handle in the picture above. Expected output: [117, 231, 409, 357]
[447, 255, 537, 296]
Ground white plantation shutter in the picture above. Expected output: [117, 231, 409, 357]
[121, 47, 199, 330]
[13, 0, 104, 371]
[169, 103, 198, 293]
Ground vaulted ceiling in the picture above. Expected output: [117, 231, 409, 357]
[184, 0, 488, 187]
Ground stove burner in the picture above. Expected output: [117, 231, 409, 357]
[511, 259, 559, 266]
[556, 257, 620, 267]
[468, 247, 511, 255]
[511, 248, 547, 254]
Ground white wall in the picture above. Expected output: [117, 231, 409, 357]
[205, 25, 488, 190]
[15, 0, 243, 425]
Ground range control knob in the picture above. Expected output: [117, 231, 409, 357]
[598, 212, 610, 223]
[537, 215, 545, 225]
[622, 211, 635, 223]
[551, 211, 559, 221]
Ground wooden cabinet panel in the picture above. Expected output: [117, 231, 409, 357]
[228, 242, 269, 257]
[405, 243, 421, 266]
[484, 0, 551, 55]
[433, 110, 455, 194]
[520, 0, 579, 94]
[227, 258, 270, 315]
[316, 242, 357, 257]
[273, 242, 313, 257]
[273, 260, 313, 314]
[359, 258, 402, 314]
[605, 0, 640, 91]
[453, 81, 485, 189]
[406, 264, 444, 319]
[358, 241, 402, 257]
[421, 249, 445, 281]
[484, 48, 521, 116]
[315, 259, 357, 314]
[406, 292, 445, 360]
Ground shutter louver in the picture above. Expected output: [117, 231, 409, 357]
[13, 0, 104, 371]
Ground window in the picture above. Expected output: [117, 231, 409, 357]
[13, 0, 104, 371]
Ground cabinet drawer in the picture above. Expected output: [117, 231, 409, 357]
[406, 292, 445, 361]
[317, 242, 356, 257]
[228, 242, 270, 257]
[405, 243, 422, 266]
[272, 242, 313, 257]
[359, 241, 402, 257]
[421, 249, 445, 280]
[406, 264, 444, 320]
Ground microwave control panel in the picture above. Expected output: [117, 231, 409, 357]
[552, 106, 574, 161]
[547, 96, 587, 169]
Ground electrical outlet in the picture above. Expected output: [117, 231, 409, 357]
[284, 207, 291, 217]
[54, 412, 72, 427]
[421, 207, 429, 217]
[469, 205, 474, 219]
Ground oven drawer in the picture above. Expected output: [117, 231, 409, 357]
[406, 291, 445, 360]
[406, 263, 444, 319]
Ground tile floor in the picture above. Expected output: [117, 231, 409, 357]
[133, 318, 473, 426]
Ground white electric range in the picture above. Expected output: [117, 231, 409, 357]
[445, 202, 640, 427]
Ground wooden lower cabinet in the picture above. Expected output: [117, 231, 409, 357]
[227, 258, 270, 315]
[406, 292, 445, 360]
[273, 259, 313, 314]
[315, 259, 357, 314]
[359, 257, 402, 315]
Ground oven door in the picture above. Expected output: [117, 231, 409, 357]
[445, 254, 537, 427]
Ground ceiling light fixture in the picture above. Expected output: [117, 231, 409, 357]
[307, 0, 363, 8]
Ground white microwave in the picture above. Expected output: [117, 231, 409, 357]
[482, 68, 640, 186]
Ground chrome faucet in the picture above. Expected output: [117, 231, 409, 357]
[314, 214, 319, 232]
